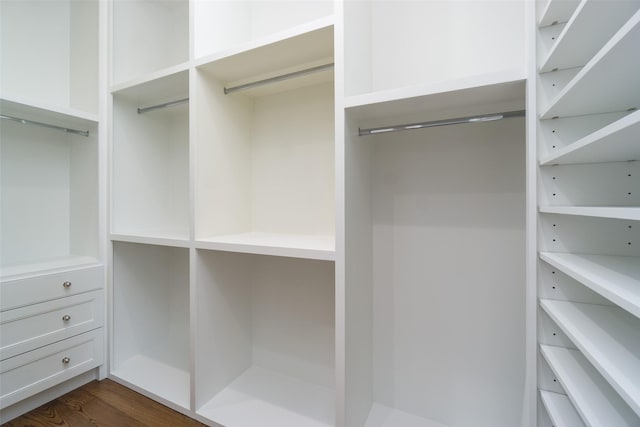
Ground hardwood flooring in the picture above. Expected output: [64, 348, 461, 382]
[2, 379, 206, 427]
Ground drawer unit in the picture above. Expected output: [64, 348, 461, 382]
[0, 290, 104, 360]
[0, 328, 103, 410]
[0, 265, 103, 310]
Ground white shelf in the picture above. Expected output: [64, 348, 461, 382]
[540, 252, 640, 319]
[540, 345, 638, 427]
[196, 18, 333, 97]
[541, 10, 640, 119]
[110, 233, 190, 248]
[540, 109, 640, 165]
[538, 0, 580, 27]
[539, 0, 640, 73]
[196, 233, 335, 261]
[0, 256, 100, 282]
[110, 62, 190, 95]
[0, 97, 98, 129]
[110, 355, 190, 411]
[364, 403, 450, 427]
[539, 390, 586, 427]
[539, 206, 640, 221]
[197, 365, 334, 427]
[540, 299, 640, 416]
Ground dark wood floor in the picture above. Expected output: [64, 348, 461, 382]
[2, 379, 206, 427]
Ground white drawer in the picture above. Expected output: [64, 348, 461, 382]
[0, 290, 104, 360]
[0, 329, 103, 409]
[0, 265, 103, 310]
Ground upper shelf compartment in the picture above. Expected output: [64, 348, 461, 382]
[193, 1, 333, 60]
[538, 0, 580, 27]
[0, 0, 98, 114]
[196, 19, 334, 97]
[541, 9, 640, 119]
[111, 0, 188, 85]
[539, 0, 640, 73]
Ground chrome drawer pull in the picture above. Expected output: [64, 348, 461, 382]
[62, 357, 71, 364]
[62, 281, 72, 288]
[62, 314, 71, 321]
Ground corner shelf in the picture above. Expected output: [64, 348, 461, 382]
[539, 0, 640, 73]
[1, 97, 98, 128]
[539, 206, 640, 221]
[541, 10, 640, 119]
[540, 299, 640, 416]
[538, 0, 580, 27]
[539, 390, 585, 427]
[539, 109, 640, 165]
[540, 344, 638, 426]
[539, 252, 640, 319]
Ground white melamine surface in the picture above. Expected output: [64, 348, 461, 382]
[539, 109, 640, 165]
[539, 0, 640, 72]
[111, 354, 190, 410]
[541, 10, 640, 118]
[540, 299, 640, 416]
[198, 365, 334, 427]
[538, 0, 580, 27]
[540, 252, 640, 319]
[196, 233, 335, 260]
[0, 256, 100, 282]
[540, 345, 638, 426]
[539, 206, 640, 221]
[364, 403, 450, 427]
[539, 390, 585, 427]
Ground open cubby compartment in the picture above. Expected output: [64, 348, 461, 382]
[193, 33, 335, 260]
[111, 0, 188, 85]
[0, 99, 99, 279]
[537, 0, 640, 73]
[537, 109, 640, 164]
[538, 161, 640, 207]
[195, 250, 335, 427]
[0, 0, 98, 113]
[343, 79, 527, 427]
[193, 0, 333, 59]
[539, 9, 640, 119]
[111, 242, 190, 411]
[537, 0, 580, 27]
[540, 389, 586, 427]
[343, 0, 526, 96]
[111, 70, 190, 242]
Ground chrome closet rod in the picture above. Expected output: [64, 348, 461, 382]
[137, 98, 189, 114]
[358, 109, 526, 136]
[224, 63, 334, 94]
[0, 114, 90, 137]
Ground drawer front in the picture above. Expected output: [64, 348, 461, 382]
[0, 329, 103, 409]
[1, 290, 104, 360]
[0, 265, 103, 310]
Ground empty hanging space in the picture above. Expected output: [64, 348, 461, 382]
[343, 80, 526, 427]
[111, 242, 190, 411]
[195, 250, 335, 427]
[0, 100, 99, 278]
[111, 71, 190, 242]
[111, 0, 188, 86]
[194, 25, 335, 259]
[343, 0, 525, 96]
[192, 0, 333, 59]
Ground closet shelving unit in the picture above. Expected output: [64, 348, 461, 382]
[1, 0, 105, 421]
[536, 0, 640, 425]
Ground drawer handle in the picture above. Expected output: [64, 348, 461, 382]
[62, 357, 71, 364]
[62, 314, 71, 321]
[62, 281, 72, 288]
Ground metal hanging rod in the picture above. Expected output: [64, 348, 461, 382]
[224, 63, 334, 95]
[358, 110, 526, 136]
[0, 114, 90, 137]
[137, 98, 189, 114]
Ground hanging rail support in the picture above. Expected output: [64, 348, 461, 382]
[224, 63, 335, 95]
[0, 114, 90, 137]
[137, 98, 189, 114]
[358, 110, 526, 136]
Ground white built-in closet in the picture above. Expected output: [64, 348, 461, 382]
[1, 1, 639, 426]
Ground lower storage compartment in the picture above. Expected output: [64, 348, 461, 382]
[0, 328, 103, 409]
